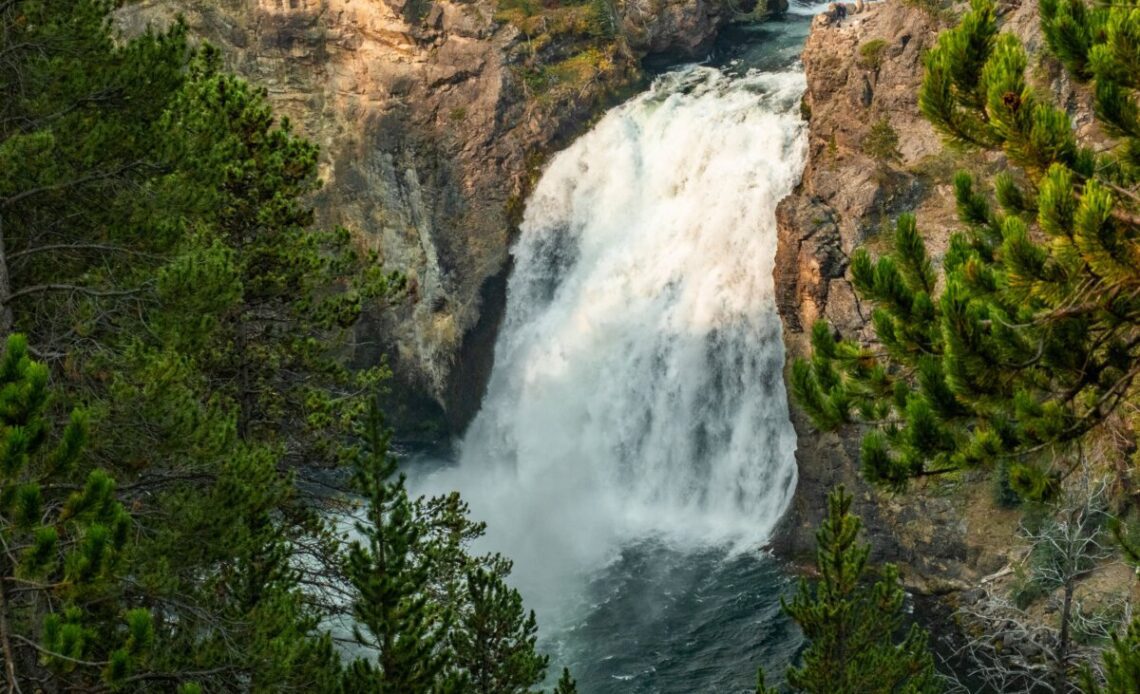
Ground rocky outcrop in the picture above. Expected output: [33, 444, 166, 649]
[119, 0, 749, 437]
[771, 0, 1018, 591]
[771, 0, 1125, 595]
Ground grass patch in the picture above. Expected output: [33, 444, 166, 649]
[901, 0, 945, 16]
[522, 47, 615, 98]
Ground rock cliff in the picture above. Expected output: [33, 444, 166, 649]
[771, 0, 1129, 603]
[771, 0, 1015, 591]
[119, 0, 766, 436]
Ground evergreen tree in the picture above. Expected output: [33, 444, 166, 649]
[1, 1, 390, 687]
[764, 486, 939, 693]
[1083, 527, 1140, 692]
[451, 564, 548, 693]
[553, 666, 579, 693]
[0, 334, 152, 690]
[0, 1, 189, 347]
[342, 404, 455, 693]
[413, 491, 548, 691]
[155, 45, 400, 463]
[1083, 616, 1140, 693]
[0, 1, 556, 690]
[342, 404, 553, 693]
[794, 0, 1140, 498]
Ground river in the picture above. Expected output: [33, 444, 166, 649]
[410, 9, 825, 691]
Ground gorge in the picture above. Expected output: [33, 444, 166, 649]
[121, 0, 972, 687]
[413, 27, 813, 688]
[8, 0, 1140, 689]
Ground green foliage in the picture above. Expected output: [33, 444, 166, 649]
[1008, 563, 1049, 609]
[859, 39, 889, 71]
[0, 0, 566, 688]
[796, 0, 1140, 498]
[1083, 614, 1140, 693]
[343, 405, 452, 692]
[766, 486, 940, 693]
[452, 565, 547, 693]
[342, 404, 551, 692]
[554, 667, 579, 693]
[863, 118, 902, 163]
[0, 1, 417, 690]
[992, 461, 1024, 508]
[1083, 522, 1140, 692]
[588, 0, 616, 38]
[0, 336, 146, 689]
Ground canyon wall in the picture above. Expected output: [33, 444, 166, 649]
[119, 0, 770, 436]
[770, 0, 994, 591]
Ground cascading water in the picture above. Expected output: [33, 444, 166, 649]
[415, 18, 814, 691]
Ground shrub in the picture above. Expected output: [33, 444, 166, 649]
[858, 39, 888, 71]
[862, 117, 901, 163]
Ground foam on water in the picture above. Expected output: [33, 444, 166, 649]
[785, 0, 836, 14]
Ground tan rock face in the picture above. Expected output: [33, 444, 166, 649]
[775, 1, 944, 353]
[120, 0, 737, 434]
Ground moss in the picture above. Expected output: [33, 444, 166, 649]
[521, 45, 622, 102]
[547, 48, 611, 86]
[495, 1, 606, 41]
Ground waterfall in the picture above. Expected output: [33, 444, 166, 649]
[419, 65, 808, 618]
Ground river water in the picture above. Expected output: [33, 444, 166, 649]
[411, 10, 824, 691]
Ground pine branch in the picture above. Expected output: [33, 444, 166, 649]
[3, 282, 150, 304]
[0, 161, 148, 209]
[9, 244, 162, 262]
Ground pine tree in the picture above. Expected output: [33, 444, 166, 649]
[771, 486, 939, 693]
[155, 45, 401, 466]
[0, 1, 558, 689]
[1083, 616, 1140, 693]
[0, 334, 153, 690]
[794, 0, 1140, 498]
[1, 2, 390, 687]
[451, 564, 548, 693]
[1082, 527, 1140, 692]
[342, 403, 555, 693]
[342, 404, 454, 693]
[553, 667, 579, 693]
[0, 1, 189, 345]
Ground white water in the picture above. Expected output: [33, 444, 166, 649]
[419, 65, 807, 620]
[785, 1, 835, 15]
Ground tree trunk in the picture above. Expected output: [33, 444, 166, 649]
[0, 217, 14, 340]
[1053, 578, 1075, 693]
[0, 572, 22, 694]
